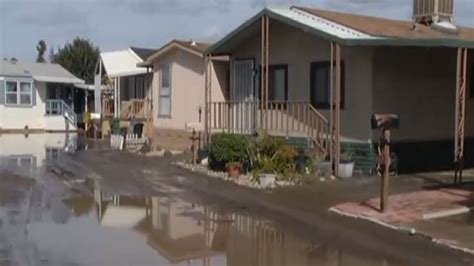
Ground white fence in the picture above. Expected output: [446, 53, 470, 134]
[110, 134, 147, 151]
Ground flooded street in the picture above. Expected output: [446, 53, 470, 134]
[0, 134, 472, 266]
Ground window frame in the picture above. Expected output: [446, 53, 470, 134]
[158, 64, 172, 118]
[19, 81, 33, 105]
[309, 61, 345, 110]
[4, 79, 34, 106]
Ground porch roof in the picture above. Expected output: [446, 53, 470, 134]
[205, 6, 474, 55]
[100, 48, 150, 78]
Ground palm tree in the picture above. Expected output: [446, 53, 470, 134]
[53, 37, 100, 84]
[36, 40, 47, 63]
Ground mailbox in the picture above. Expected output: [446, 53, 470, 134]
[371, 113, 399, 130]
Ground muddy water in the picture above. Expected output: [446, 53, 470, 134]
[23, 185, 407, 266]
[0, 134, 467, 265]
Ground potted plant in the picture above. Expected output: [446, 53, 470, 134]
[257, 158, 277, 187]
[208, 133, 249, 173]
[226, 162, 241, 178]
[338, 151, 355, 179]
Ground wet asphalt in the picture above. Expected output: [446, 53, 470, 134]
[0, 134, 473, 266]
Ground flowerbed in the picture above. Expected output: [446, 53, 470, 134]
[174, 161, 295, 189]
[175, 133, 334, 189]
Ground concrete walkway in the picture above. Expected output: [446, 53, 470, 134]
[331, 183, 473, 253]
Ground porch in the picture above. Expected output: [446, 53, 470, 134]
[43, 82, 96, 131]
[102, 97, 147, 120]
[208, 100, 331, 156]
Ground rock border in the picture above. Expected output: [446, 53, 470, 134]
[173, 161, 297, 189]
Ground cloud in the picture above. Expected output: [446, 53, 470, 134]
[0, 0, 472, 61]
[101, 0, 233, 15]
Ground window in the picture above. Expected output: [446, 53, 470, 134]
[258, 64, 288, 102]
[5, 81, 18, 104]
[20, 82, 32, 105]
[159, 65, 171, 117]
[5, 80, 33, 105]
[310, 62, 345, 109]
[268, 65, 288, 102]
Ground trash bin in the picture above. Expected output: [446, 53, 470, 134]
[111, 118, 121, 134]
[133, 123, 144, 138]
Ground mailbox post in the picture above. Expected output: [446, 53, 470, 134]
[372, 114, 399, 212]
[186, 122, 204, 165]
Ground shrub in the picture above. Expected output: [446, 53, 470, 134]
[249, 136, 298, 179]
[209, 133, 249, 170]
[273, 145, 298, 175]
[111, 117, 121, 134]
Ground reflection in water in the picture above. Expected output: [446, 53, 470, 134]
[0, 133, 79, 174]
[40, 184, 402, 266]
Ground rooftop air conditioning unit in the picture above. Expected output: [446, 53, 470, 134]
[413, 0, 457, 32]
[413, 0, 454, 23]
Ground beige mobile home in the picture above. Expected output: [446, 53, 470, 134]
[204, 3, 474, 175]
[139, 40, 228, 148]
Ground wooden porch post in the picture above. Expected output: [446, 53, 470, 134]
[261, 16, 265, 133]
[204, 55, 211, 145]
[454, 47, 468, 184]
[114, 77, 118, 117]
[260, 15, 270, 134]
[117, 77, 121, 117]
[265, 15, 270, 134]
[329, 42, 334, 174]
[335, 43, 342, 178]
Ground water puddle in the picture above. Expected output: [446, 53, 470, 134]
[0, 133, 81, 176]
[16, 183, 407, 266]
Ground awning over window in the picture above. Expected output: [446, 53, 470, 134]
[33, 75, 84, 84]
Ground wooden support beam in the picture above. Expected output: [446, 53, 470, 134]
[454, 48, 468, 184]
[265, 16, 270, 134]
[329, 42, 334, 174]
[335, 43, 342, 178]
[204, 55, 210, 144]
[260, 16, 265, 133]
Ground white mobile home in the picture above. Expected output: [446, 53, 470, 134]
[0, 60, 86, 132]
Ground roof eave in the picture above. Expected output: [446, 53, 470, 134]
[205, 8, 345, 55]
[345, 38, 474, 48]
[146, 41, 204, 64]
[205, 7, 474, 55]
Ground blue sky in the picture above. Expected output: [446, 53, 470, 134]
[0, 0, 473, 60]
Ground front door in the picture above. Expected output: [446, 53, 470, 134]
[231, 59, 255, 134]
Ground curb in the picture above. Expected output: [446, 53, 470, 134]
[329, 207, 474, 256]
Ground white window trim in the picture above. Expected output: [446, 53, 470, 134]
[4, 79, 34, 107]
[158, 64, 172, 118]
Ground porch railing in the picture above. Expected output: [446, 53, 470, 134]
[209, 101, 331, 157]
[45, 99, 77, 126]
[120, 99, 146, 120]
[103, 98, 114, 117]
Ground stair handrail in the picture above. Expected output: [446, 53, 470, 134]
[45, 99, 77, 126]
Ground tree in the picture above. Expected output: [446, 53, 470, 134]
[36, 40, 47, 63]
[53, 37, 100, 84]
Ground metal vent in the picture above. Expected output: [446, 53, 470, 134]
[413, 0, 454, 23]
